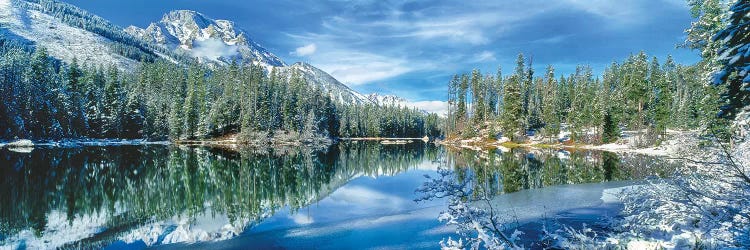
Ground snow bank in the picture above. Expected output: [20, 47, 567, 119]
[732, 110, 750, 167]
[33, 139, 170, 148]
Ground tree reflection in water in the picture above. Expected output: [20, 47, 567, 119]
[0, 142, 437, 248]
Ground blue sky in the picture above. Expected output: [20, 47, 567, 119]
[63, 0, 699, 112]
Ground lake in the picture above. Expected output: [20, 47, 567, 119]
[0, 142, 680, 249]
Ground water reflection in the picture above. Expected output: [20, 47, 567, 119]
[0, 143, 678, 249]
[445, 148, 678, 195]
[0, 142, 437, 248]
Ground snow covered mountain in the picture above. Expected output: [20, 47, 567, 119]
[0, 0, 390, 107]
[366, 93, 408, 107]
[125, 10, 285, 68]
[0, 0, 162, 70]
[280, 62, 373, 105]
[125, 10, 378, 105]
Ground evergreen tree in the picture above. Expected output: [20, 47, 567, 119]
[182, 67, 201, 139]
[601, 62, 622, 143]
[457, 74, 469, 129]
[541, 65, 559, 142]
[471, 69, 485, 124]
[122, 93, 144, 138]
[713, 0, 750, 119]
[65, 57, 87, 136]
[501, 74, 524, 141]
[654, 57, 673, 139]
[102, 65, 124, 138]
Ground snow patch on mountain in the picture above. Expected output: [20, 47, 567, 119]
[125, 10, 285, 67]
[0, 0, 139, 69]
[366, 93, 408, 107]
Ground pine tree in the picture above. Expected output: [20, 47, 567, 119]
[623, 52, 650, 131]
[495, 67, 504, 117]
[122, 93, 144, 138]
[183, 67, 201, 139]
[457, 74, 469, 129]
[471, 69, 485, 124]
[541, 65, 559, 142]
[26, 47, 54, 138]
[102, 65, 123, 138]
[653, 57, 673, 139]
[66, 57, 87, 136]
[501, 75, 524, 141]
[713, 0, 750, 119]
[601, 62, 622, 143]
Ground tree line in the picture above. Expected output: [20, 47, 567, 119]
[0, 39, 440, 141]
[445, 52, 723, 145]
[338, 103, 441, 138]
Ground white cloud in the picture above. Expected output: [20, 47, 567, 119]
[384, 18, 491, 45]
[407, 100, 449, 116]
[190, 38, 238, 60]
[291, 43, 317, 56]
[473, 51, 496, 62]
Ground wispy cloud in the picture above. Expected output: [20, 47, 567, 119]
[473, 51, 496, 62]
[278, 0, 694, 95]
[531, 35, 571, 44]
[313, 50, 414, 86]
[291, 43, 317, 56]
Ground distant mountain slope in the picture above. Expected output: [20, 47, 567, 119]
[280, 62, 373, 105]
[0, 0, 160, 69]
[125, 10, 285, 68]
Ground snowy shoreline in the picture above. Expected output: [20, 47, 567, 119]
[0, 139, 171, 149]
[442, 129, 701, 157]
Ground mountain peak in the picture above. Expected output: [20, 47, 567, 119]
[161, 10, 211, 28]
[126, 9, 286, 67]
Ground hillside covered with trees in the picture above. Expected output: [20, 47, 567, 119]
[0, 39, 440, 142]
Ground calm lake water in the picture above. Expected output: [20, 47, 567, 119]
[0, 142, 680, 249]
